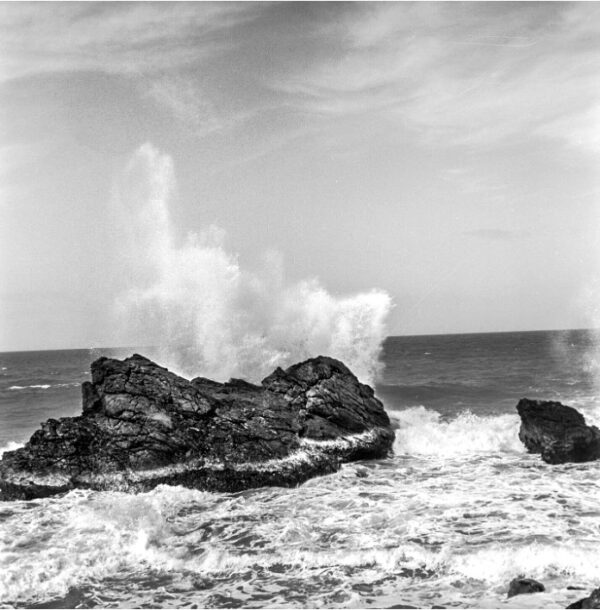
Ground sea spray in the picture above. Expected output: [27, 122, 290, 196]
[112, 144, 391, 384]
[0, 441, 23, 458]
[574, 279, 600, 413]
[389, 406, 525, 455]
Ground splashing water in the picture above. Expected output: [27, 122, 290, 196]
[0, 441, 23, 458]
[2, 454, 600, 609]
[2, 332, 600, 608]
[575, 278, 600, 397]
[390, 407, 525, 456]
[112, 144, 391, 384]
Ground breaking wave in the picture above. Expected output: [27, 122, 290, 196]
[2, 463, 600, 608]
[0, 441, 23, 457]
[112, 144, 391, 384]
[9, 384, 50, 390]
[7, 383, 79, 391]
[390, 406, 525, 455]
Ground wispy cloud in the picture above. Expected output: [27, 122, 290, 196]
[2, 3, 599, 155]
[270, 3, 600, 152]
[0, 3, 268, 140]
[0, 3, 257, 82]
[145, 76, 225, 138]
[537, 103, 600, 154]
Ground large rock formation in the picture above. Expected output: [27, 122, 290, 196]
[516, 398, 600, 464]
[0, 354, 394, 500]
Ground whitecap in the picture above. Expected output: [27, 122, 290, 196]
[8, 384, 51, 390]
[7, 383, 79, 391]
[0, 441, 24, 457]
[390, 406, 524, 455]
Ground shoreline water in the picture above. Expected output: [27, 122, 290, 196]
[1, 329, 599, 608]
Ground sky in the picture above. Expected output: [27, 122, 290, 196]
[1, 1, 600, 352]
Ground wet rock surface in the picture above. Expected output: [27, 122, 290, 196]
[507, 577, 545, 598]
[516, 398, 600, 464]
[0, 354, 394, 500]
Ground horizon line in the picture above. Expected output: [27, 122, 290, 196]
[2, 326, 599, 355]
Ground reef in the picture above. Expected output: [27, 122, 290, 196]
[0, 354, 394, 500]
[516, 398, 600, 464]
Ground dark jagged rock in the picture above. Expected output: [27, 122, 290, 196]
[507, 577, 545, 598]
[516, 399, 600, 464]
[567, 588, 600, 609]
[0, 354, 394, 500]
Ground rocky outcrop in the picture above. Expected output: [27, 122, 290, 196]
[0, 354, 394, 500]
[567, 588, 600, 609]
[516, 399, 600, 464]
[507, 577, 545, 598]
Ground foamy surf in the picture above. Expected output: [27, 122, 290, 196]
[1, 452, 600, 608]
[389, 406, 525, 456]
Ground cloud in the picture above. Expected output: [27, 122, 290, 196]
[2, 3, 599, 155]
[537, 103, 600, 154]
[270, 3, 600, 152]
[146, 76, 225, 138]
[0, 3, 268, 140]
[0, 3, 258, 82]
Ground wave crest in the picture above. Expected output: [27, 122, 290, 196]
[0, 442, 24, 458]
[390, 406, 525, 456]
[7, 383, 79, 391]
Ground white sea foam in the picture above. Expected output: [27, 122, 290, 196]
[2, 460, 600, 608]
[7, 383, 79, 391]
[390, 406, 525, 455]
[112, 144, 391, 385]
[452, 542, 600, 583]
[9, 384, 50, 390]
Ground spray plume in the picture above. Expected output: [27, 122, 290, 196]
[113, 144, 392, 384]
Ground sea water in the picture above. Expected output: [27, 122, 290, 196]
[1, 329, 600, 608]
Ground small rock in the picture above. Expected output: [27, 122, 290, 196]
[516, 399, 600, 464]
[507, 577, 545, 598]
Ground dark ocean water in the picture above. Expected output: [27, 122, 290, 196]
[378, 329, 600, 416]
[1, 330, 600, 608]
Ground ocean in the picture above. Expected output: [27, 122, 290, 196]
[1, 329, 600, 609]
